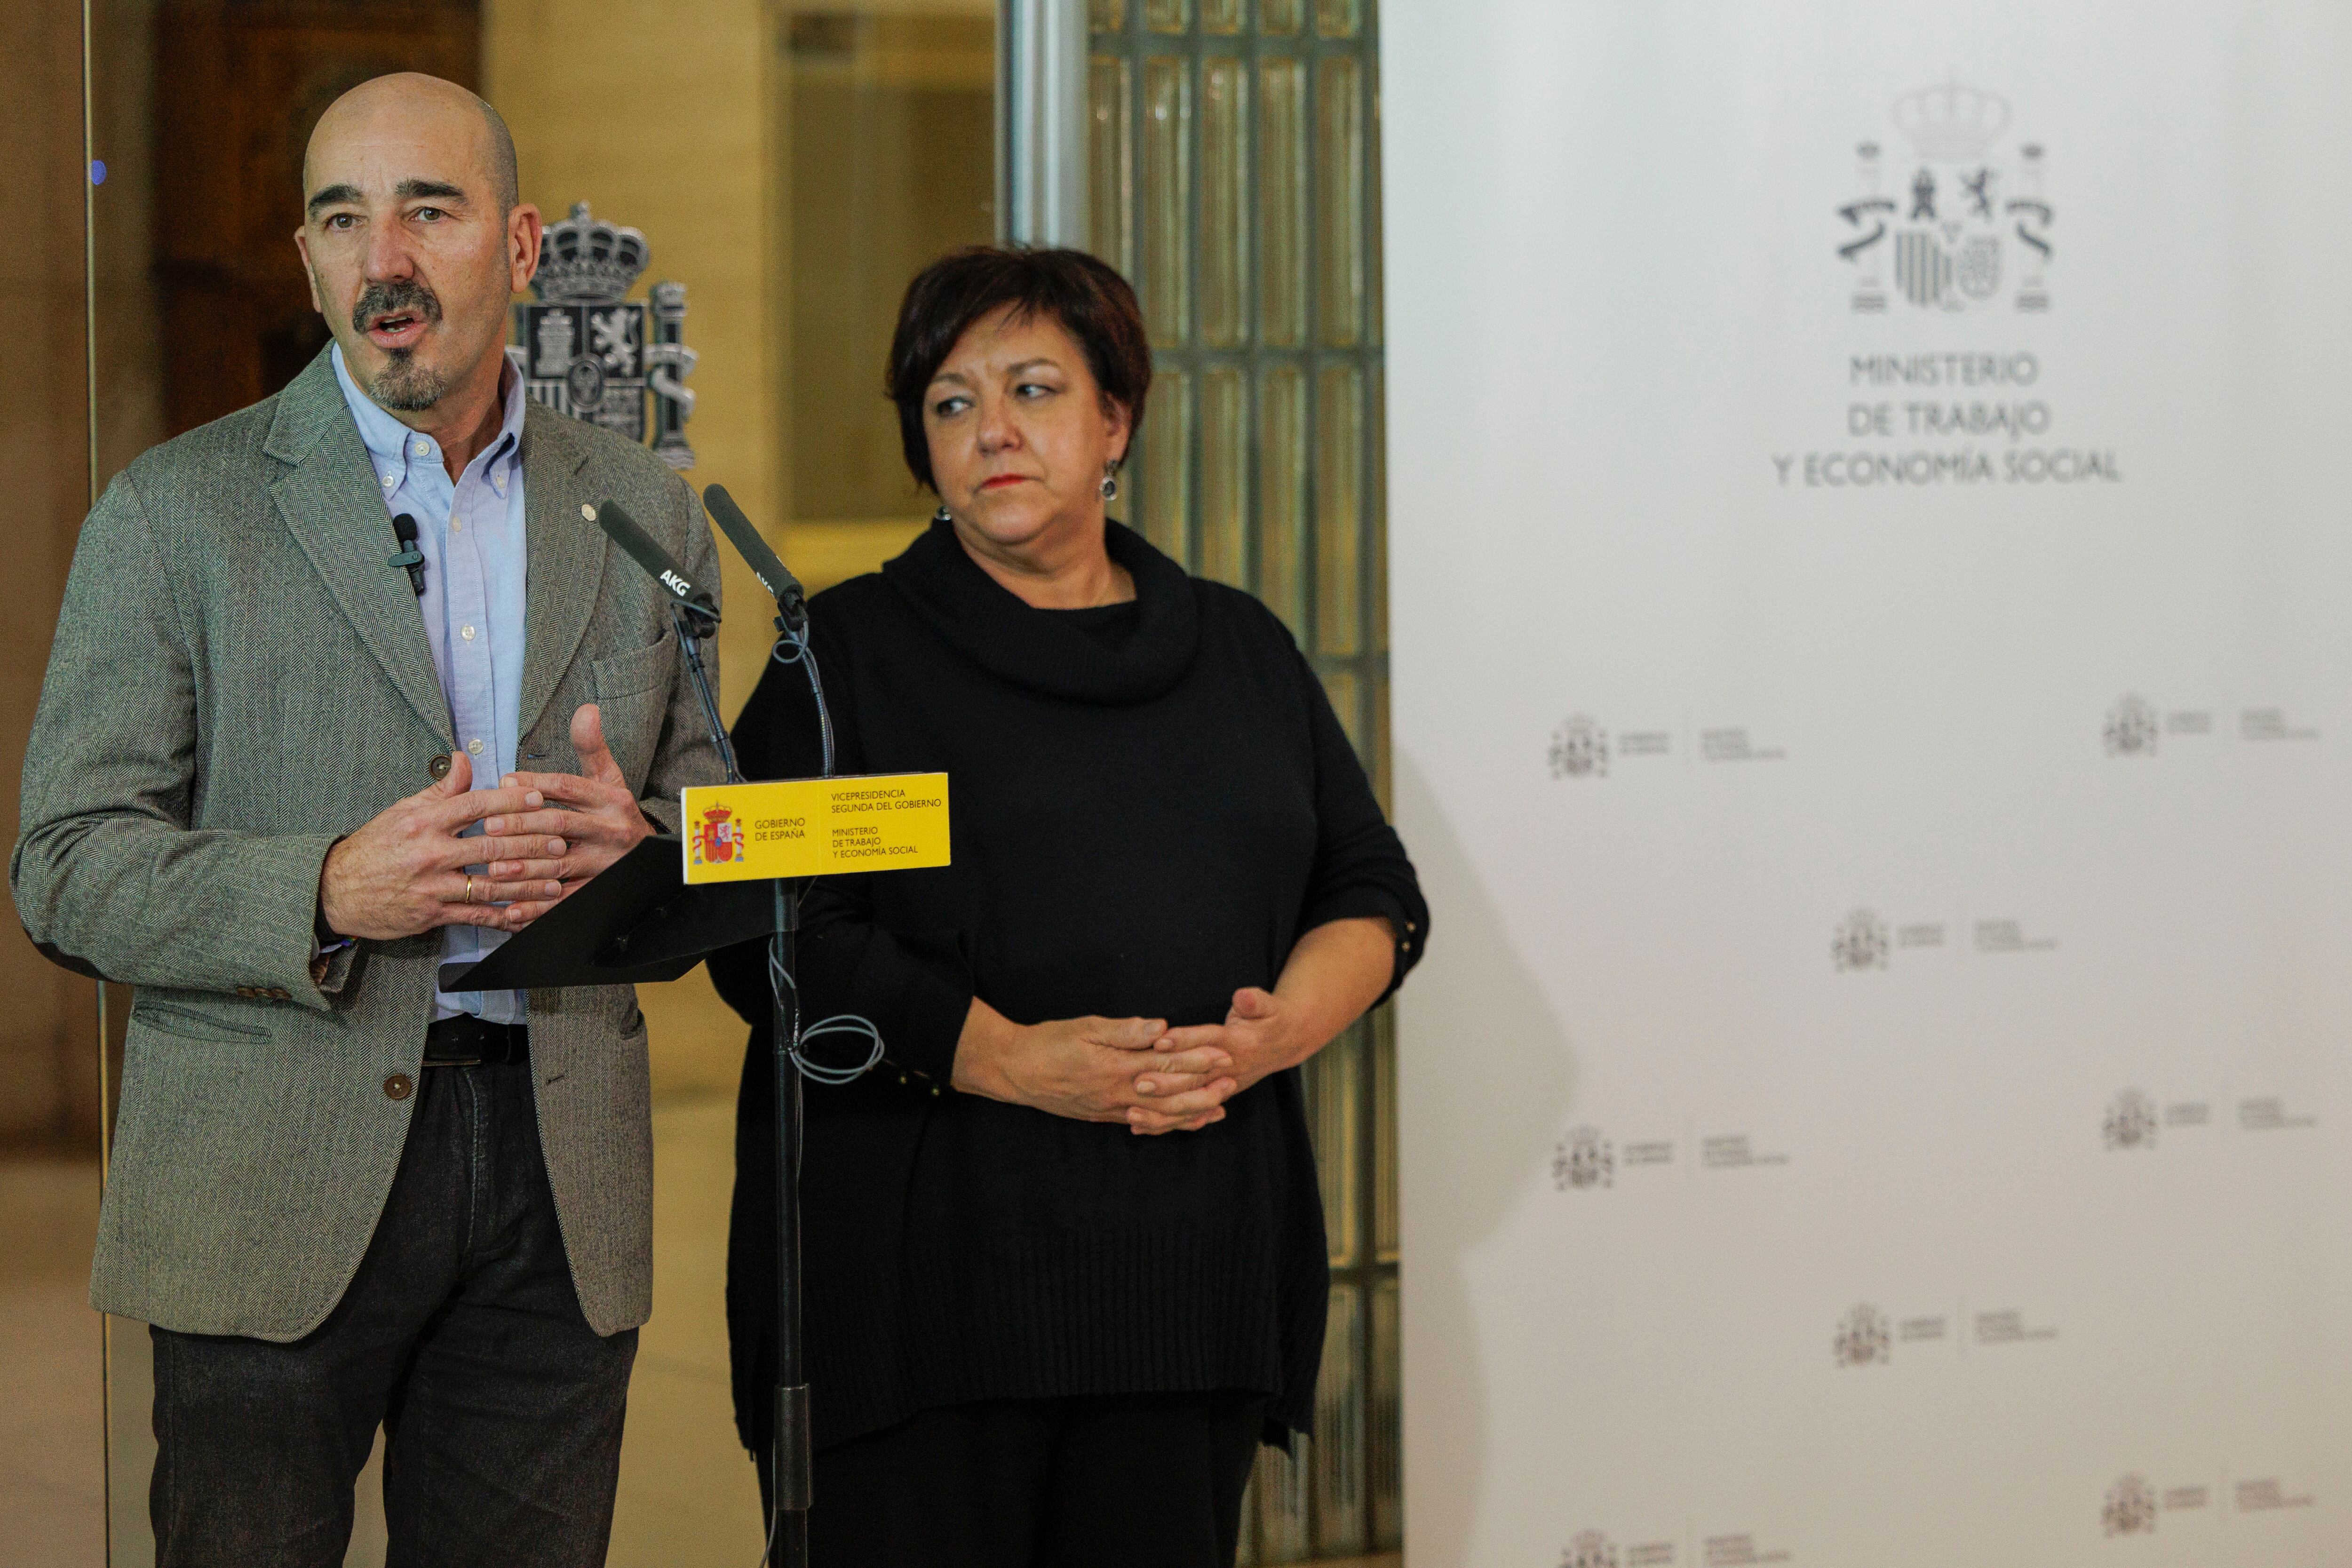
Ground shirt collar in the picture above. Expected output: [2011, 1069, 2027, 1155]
[331, 341, 526, 490]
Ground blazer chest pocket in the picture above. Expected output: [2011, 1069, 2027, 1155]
[590, 632, 677, 788]
[591, 631, 676, 702]
[131, 999, 272, 1043]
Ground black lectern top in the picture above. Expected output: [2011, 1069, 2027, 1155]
[436, 834, 787, 994]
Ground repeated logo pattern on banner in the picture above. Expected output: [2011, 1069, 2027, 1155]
[1385, 4, 2352, 1566]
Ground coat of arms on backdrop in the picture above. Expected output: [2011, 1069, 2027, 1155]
[1558, 1532, 1619, 1568]
[2103, 1474, 2158, 1536]
[1833, 1303, 1893, 1368]
[1831, 907, 1891, 973]
[509, 202, 698, 469]
[1837, 80, 2054, 315]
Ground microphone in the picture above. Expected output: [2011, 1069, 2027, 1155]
[702, 484, 809, 637]
[387, 513, 425, 596]
[585, 500, 718, 624]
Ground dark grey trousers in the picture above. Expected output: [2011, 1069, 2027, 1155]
[149, 1059, 637, 1568]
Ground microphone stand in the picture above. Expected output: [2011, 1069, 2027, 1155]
[768, 866, 809, 1568]
[582, 494, 819, 1563]
[665, 589, 813, 1568]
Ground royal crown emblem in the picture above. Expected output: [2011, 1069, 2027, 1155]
[1837, 80, 2053, 315]
[1891, 80, 2010, 162]
[509, 202, 697, 467]
[691, 803, 739, 867]
[533, 202, 652, 303]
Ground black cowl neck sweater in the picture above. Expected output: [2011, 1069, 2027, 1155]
[712, 519, 1428, 1453]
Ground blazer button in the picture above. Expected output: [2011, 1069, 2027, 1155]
[383, 1073, 415, 1101]
[429, 754, 453, 781]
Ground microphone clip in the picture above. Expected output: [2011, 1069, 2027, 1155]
[773, 587, 809, 642]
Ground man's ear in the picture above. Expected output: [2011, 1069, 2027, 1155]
[508, 203, 544, 296]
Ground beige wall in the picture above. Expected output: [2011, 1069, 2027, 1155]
[785, 6, 992, 589]
[486, 0, 787, 716]
[788, 10, 992, 522]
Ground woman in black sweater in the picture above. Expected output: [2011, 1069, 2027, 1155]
[712, 247, 1426, 1567]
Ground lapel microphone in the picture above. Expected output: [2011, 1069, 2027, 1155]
[387, 513, 425, 596]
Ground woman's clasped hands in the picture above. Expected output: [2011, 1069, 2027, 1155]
[950, 988, 1310, 1136]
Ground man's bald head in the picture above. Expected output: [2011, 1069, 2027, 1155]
[304, 72, 517, 217]
[295, 71, 540, 424]
[479, 94, 518, 215]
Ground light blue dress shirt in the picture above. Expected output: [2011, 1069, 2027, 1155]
[332, 343, 529, 1023]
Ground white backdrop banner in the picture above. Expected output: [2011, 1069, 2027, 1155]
[1384, 5, 2352, 1566]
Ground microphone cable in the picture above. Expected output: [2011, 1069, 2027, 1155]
[763, 615, 881, 1087]
[768, 619, 834, 778]
[769, 940, 883, 1087]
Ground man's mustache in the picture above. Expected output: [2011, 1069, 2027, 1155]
[350, 280, 443, 339]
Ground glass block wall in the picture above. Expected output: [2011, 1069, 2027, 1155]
[1084, 1, 1397, 1557]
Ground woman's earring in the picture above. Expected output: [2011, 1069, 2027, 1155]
[1100, 461, 1120, 502]
[933, 504, 953, 524]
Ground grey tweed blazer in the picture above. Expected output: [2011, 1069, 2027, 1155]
[11, 349, 725, 1339]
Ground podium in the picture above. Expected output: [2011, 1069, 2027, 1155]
[435, 833, 787, 993]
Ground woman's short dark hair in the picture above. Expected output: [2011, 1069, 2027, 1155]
[884, 246, 1152, 494]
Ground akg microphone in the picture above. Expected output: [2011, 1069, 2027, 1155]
[588, 499, 735, 777]
[701, 484, 809, 636]
[585, 500, 718, 622]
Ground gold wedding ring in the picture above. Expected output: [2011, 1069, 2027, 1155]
[464, 874, 477, 905]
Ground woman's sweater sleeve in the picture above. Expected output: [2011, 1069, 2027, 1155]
[707, 612, 976, 1084]
[792, 882, 974, 1084]
[1291, 644, 1430, 1003]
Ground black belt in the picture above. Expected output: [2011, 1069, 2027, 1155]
[422, 1016, 530, 1067]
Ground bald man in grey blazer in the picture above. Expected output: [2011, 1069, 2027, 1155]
[12, 73, 724, 1566]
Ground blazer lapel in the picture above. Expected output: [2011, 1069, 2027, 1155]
[266, 355, 455, 745]
[516, 406, 610, 746]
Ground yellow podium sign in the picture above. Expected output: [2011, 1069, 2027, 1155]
[680, 773, 951, 884]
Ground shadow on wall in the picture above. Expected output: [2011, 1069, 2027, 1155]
[1394, 752, 1578, 1568]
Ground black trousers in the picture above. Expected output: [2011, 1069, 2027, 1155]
[766, 1391, 1267, 1568]
[149, 1060, 637, 1568]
